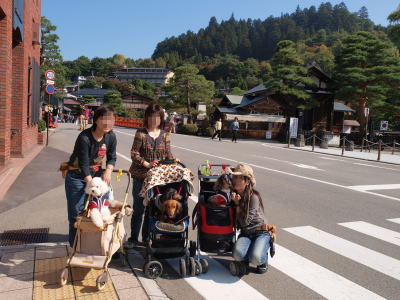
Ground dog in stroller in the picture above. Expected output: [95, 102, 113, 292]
[139, 160, 202, 278]
[192, 164, 236, 266]
[60, 170, 131, 291]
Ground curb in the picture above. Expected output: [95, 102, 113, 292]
[289, 146, 400, 166]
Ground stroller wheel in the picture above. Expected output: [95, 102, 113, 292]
[195, 260, 203, 275]
[189, 257, 196, 276]
[189, 241, 196, 257]
[60, 268, 68, 286]
[179, 258, 186, 277]
[200, 258, 208, 273]
[144, 261, 163, 279]
[96, 272, 108, 291]
[229, 261, 239, 276]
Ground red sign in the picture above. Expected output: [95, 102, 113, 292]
[45, 70, 56, 80]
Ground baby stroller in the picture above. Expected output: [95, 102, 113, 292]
[60, 170, 130, 291]
[192, 163, 236, 270]
[140, 160, 199, 278]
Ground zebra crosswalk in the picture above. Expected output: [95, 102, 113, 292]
[162, 217, 400, 299]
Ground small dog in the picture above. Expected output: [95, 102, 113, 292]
[208, 173, 232, 207]
[84, 177, 132, 229]
[160, 188, 183, 223]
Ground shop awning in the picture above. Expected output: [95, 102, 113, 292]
[343, 120, 360, 126]
[63, 106, 71, 112]
[225, 114, 286, 123]
[334, 102, 355, 112]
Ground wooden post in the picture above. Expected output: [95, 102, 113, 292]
[287, 130, 290, 148]
[392, 140, 395, 155]
[341, 136, 345, 156]
[312, 134, 316, 152]
[377, 139, 382, 161]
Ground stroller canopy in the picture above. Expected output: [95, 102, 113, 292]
[140, 164, 195, 201]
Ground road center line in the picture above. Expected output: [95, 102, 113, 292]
[114, 130, 400, 202]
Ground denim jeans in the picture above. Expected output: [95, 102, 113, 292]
[129, 178, 149, 243]
[233, 231, 271, 266]
[65, 171, 88, 247]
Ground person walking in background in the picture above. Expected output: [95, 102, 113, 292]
[231, 117, 239, 143]
[212, 118, 222, 141]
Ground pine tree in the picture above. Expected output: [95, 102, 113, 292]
[388, 5, 400, 48]
[268, 40, 315, 108]
[166, 64, 214, 122]
[333, 31, 400, 132]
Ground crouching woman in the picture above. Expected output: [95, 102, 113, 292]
[230, 164, 270, 275]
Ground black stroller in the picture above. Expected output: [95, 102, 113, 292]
[140, 161, 200, 278]
[192, 163, 236, 272]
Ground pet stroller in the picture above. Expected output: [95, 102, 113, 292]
[60, 169, 130, 291]
[140, 160, 201, 278]
[192, 163, 236, 270]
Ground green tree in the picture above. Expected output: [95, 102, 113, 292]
[333, 31, 400, 132]
[230, 87, 245, 95]
[103, 90, 124, 115]
[40, 16, 67, 98]
[112, 54, 126, 65]
[388, 5, 400, 48]
[268, 40, 314, 108]
[79, 78, 97, 89]
[166, 64, 215, 122]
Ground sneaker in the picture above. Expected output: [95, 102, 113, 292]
[256, 263, 268, 274]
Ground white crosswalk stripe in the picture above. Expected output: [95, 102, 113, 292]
[388, 218, 400, 224]
[339, 221, 400, 246]
[284, 225, 400, 280]
[166, 256, 268, 300]
[269, 244, 384, 299]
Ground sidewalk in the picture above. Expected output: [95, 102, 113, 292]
[0, 243, 151, 300]
[0, 126, 165, 300]
[290, 145, 400, 164]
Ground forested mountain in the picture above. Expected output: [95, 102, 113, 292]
[152, 2, 381, 61]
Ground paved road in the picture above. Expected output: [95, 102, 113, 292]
[2, 123, 399, 299]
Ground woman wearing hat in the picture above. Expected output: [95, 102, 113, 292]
[230, 164, 270, 275]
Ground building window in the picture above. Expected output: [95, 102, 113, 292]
[12, 0, 24, 45]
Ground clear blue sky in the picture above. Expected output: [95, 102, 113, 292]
[42, 0, 399, 61]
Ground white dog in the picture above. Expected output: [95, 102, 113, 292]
[84, 177, 133, 229]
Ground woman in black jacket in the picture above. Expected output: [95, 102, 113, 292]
[64, 106, 117, 246]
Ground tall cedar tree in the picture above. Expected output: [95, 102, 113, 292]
[166, 64, 214, 122]
[269, 40, 315, 109]
[333, 31, 400, 132]
[388, 5, 400, 48]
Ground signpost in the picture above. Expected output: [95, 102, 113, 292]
[380, 120, 388, 131]
[44, 70, 56, 146]
[289, 117, 298, 138]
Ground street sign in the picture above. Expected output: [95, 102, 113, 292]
[46, 80, 55, 85]
[380, 120, 388, 131]
[45, 84, 55, 94]
[364, 107, 369, 117]
[45, 70, 56, 80]
[289, 117, 298, 138]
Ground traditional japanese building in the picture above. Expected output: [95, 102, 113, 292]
[216, 64, 357, 139]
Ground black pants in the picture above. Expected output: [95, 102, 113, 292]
[232, 130, 238, 142]
[212, 130, 222, 141]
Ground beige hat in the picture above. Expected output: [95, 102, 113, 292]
[230, 164, 256, 187]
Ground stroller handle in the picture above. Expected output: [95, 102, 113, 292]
[159, 159, 186, 169]
[111, 169, 131, 194]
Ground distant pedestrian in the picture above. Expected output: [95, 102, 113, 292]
[212, 118, 222, 141]
[230, 117, 239, 143]
[169, 116, 176, 133]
